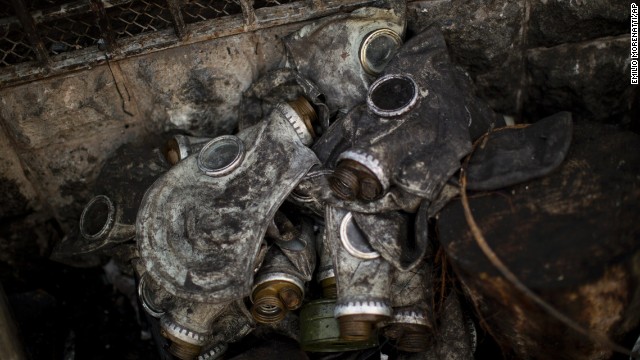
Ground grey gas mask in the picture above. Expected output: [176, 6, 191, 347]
[322, 28, 475, 204]
[324, 206, 393, 341]
[135, 97, 320, 357]
[250, 214, 316, 325]
[285, 7, 406, 115]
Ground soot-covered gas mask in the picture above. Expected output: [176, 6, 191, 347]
[285, 6, 406, 116]
[135, 97, 321, 357]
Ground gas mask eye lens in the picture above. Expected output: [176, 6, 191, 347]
[367, 74, 419, 117]
[80, 195, 114, 240]
[197, 135, 245, 177]
[340, 212, 379, 259]
[360, 29, 402, 75]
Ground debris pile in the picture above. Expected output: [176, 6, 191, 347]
[53, 4, 640, 360]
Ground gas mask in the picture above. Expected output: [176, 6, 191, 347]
[53, 139, 170, 261]
[323, 27, 475, 204]
[383, 262, 434, 352]
[324, 206, 393, 341]
[135, 97, 320, 357]
[250, 214, 316, 324]
[285, 7, 406, 115]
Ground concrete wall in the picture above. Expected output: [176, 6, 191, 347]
[0, 23, 300, 229]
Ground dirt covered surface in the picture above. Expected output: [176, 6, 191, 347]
[0, 215, 158, 360]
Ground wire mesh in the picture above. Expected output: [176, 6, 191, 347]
[0, 0, 325, 79]
[38, 13, 102, 55]
[0, 23, 37, 67]
[253, 0, 300, 9]
[107, 0, 173, 39]
[181, 0, 242, 25]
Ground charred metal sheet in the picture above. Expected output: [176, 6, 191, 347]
[439, 122, 640, 359]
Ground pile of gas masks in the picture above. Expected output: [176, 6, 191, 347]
[62, 3, 573, 359]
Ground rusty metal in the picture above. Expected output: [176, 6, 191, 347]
[238, 0, 255, 26]
[384, 267, 434, 351]
[91, 0, 117, 52]
[182, 0, 242, 24]
[278, 96, 318, 146]
[251, 215, 316, 323]
[162, 327, 204, 360]
[159, 300, 232, 359]
[253, 0, 297, 9]
[0, 22, 37, 67]
[383, 322, 431, 352]
[300, 298, 378, 352]
[320, 277, 336, 299]
[106, 0, 173, 40]
[250, 278, 303, 323]
[337, 314, 386, 341]
[166, 0, 186, 39]
[287, 96, 319, 141]
[330, 159, 383, 201]
[164, 135, 213, 166]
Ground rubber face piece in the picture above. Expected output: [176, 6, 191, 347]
[137, 110, 319, 303]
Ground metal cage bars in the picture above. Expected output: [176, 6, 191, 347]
[0, 0, 376, 87]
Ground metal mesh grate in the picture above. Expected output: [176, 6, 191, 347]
[38, 13, 102, 55]
[1, 0, 370, 86]
[181, 0, 242, 24]
[0, 24, 37, 67]
[107, 0, 173, 39]
[253, 0, 299, 9]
